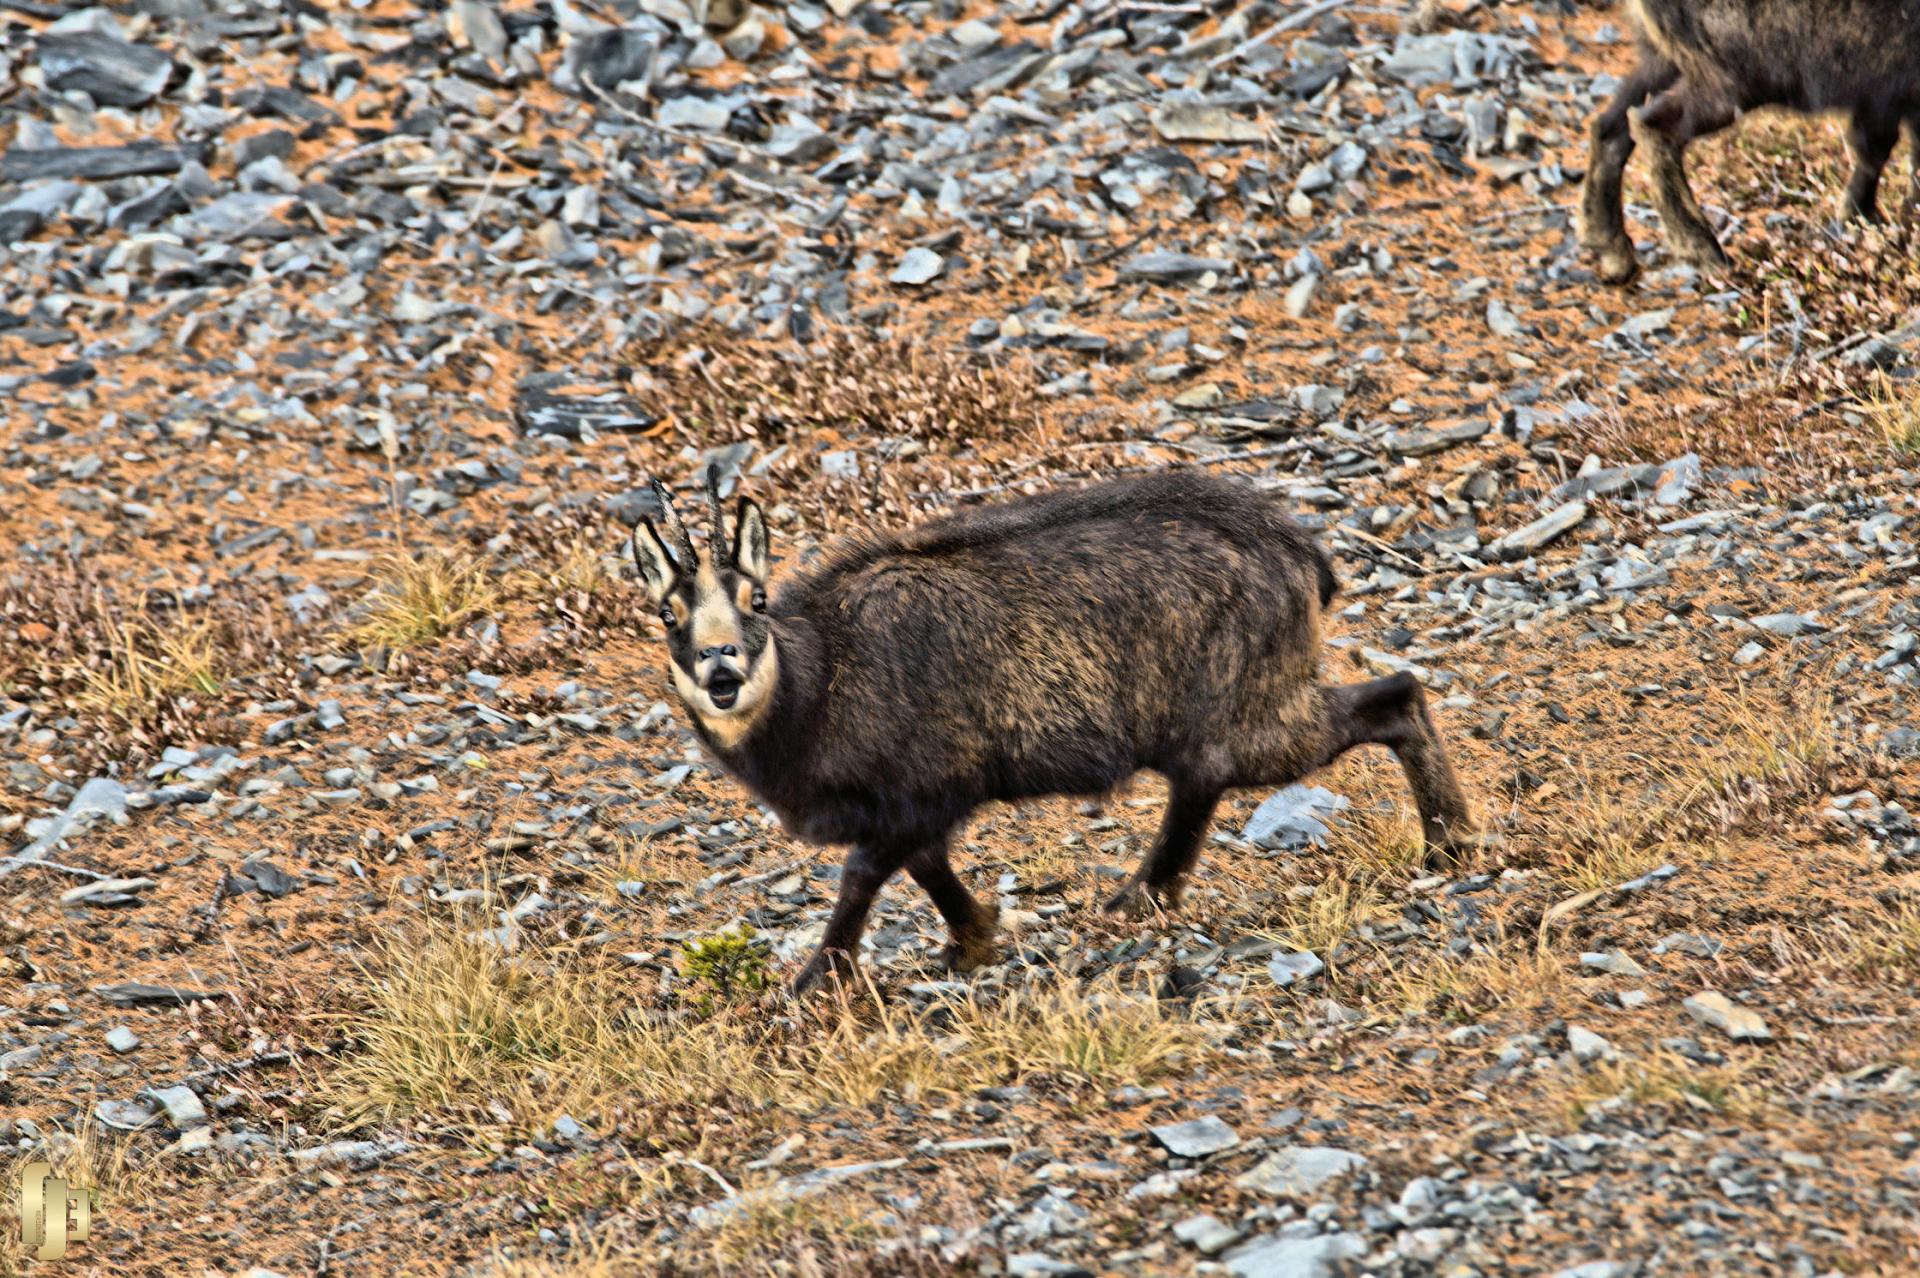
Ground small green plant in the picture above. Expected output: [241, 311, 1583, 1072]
[679, 928, 773, 1013]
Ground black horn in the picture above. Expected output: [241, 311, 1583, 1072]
[648, 476, 695, 568]
[703, 466, 730, 567]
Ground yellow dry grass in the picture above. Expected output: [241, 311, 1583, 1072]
[348, 550, 499, 650]
[1563, 1051, 1763, 1125]
[1371, 945, 1567, 1019]
[1858, 374, 1920, 456]
[329, 922, 1213, 1140]
[75, 611, 223, 717]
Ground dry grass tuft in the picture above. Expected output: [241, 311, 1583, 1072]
[1825, 902, 1920, 976]
[329, 925, 775, 1132]
[76, 611, 224, 717]
[330, 922, 1211, 1138]
[1564, 1052, 1762, 1124]
[1373, 945, 1567, 1019]
[947, 973, 1210, 1086]
[348, 550, 499, 650]
[1325, 799, 1431, 882]
[0, 563, 302, 766]
[1858, 375, 1920, 455]
[1260, 869, 1389, 960]
[624, 321, 1044, 448]
[1, 1124, 156, 1277]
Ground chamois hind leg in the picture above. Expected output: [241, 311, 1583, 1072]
[905, 838, 1000, 973]
[1631, 83, 1737, 273]
[791, 842, 907, 995]
[1842, 110, 1899, 222]
[1901, 115, 1920, 220]
[1579, 55, 1678, 284]
[1104, 783, 1223, 917]
[1314, 674, 1477, 868]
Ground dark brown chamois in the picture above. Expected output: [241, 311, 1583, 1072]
[629, 470, 1477, 993]
[1579, 0, 1920, 283]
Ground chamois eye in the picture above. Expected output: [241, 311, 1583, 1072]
[659, 605, 677, 628]
[751, 588, 767, 613]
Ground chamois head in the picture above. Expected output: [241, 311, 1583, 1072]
[629, 471, 777, 746]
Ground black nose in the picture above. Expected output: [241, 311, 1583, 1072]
[699, 645, 738, 660]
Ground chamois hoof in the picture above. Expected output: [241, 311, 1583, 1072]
[1593, 243, 1640, 285]
[1103, 879, 1177, 919]
[1425, 829, 1503, 871]
[939, 935, 999, 974]
[1672, 233, 1731, 275]
[939, 901, 1002, 973]
[789, 948, 856, 997]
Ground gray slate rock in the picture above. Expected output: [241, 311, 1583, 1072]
[1235, 1146, 1368, 1197]
[1, 143, 202, 182]
[1267, 951, 1326, 988]
[1683, 990, 1772, 1042]
[1119, 252, 1232, 282]
[1243, 785, 1349, 850]
[37, 33, 175, 107]
[1224, 1230, 1368, 1278]
[1150, 1116, 1240, 1157]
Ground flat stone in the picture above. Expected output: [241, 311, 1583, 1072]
[891, 247, 944, 286]
[1119, 252, 1232, 282]
[1224, 1230, 1368, 1278]
[1152, 103, 1264, 143]
[1683, 990, 1771, 1042]
[1567, 1026, 1616, 1064]
[1267, 951, 1325, 988]
[1580, 951, 1647, 978]
[1488, 500, 1587, 561]
[143, 1084, 209, 1130]
[1150, 1116, 1240, 1157]
[1, 143, 202, 182]
[1173, 1213, 1241, 1253]
[1235, 1145, 1368, 1198]
[106, 1027, 141, 1054]
[37, 33, 174, 108]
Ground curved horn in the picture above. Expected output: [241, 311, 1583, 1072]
[703, 465, 730, 567]
[648, 477, 695, 568]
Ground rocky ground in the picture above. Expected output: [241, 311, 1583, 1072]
[3, 0, 1920, 1275]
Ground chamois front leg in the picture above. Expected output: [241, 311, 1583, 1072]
[904, 838, 1000, 973]
[1579, 56, 1678, 284]
[791, 842, 905, 994]
[1631, 85, 1737, 274]
[1842, 110, 1900, 222]
[1104, 783, 1223, 917]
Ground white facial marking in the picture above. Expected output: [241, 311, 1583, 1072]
[675, 640, 778, 750]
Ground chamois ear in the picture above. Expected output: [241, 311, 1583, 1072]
[733, 498, 770, 582]
[630, 520, 680, 606]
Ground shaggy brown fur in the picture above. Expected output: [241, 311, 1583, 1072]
[1580, 0, 1920, 282]
[630, 471, 1476, 993]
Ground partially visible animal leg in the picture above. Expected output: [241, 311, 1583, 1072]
[1843, 110, 1899, 222]
[1314, 673, 1477, 868]
[1900, 115, 1920, 219]
[904, 839, 1001, 973]
[1104, 784, 1223, 917]
[1631, 84, 1737, 272]
[791, 842, 906, 994]
[1579, 55, 1678, 284]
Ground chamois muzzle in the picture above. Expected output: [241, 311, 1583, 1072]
[697, 646, 746, 709]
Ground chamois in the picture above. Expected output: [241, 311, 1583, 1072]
[629, 470, 1477, 993]
[1579, 0, 1920, 283]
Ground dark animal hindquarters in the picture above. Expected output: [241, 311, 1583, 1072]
[1579, 0, 1920, 282]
